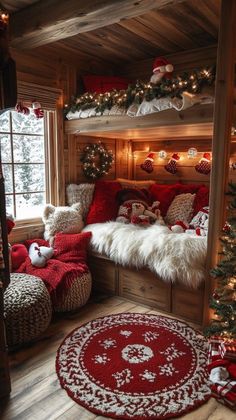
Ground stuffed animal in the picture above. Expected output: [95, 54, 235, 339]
[42, 202, 84, 245]
[150, 56, 174, 85]
[29, 242, 54, 268]
[116, 200, 164, 226]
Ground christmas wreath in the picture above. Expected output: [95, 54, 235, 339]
[81, 142, 114, 179]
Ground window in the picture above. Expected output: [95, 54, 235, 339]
[0, 109, 48, 221]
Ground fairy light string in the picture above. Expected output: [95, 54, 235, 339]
[67, 66, 215, 115]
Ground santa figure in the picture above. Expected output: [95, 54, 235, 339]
[150, 57, 174, 84]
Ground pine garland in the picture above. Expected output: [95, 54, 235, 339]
[66, 66, 215, 115]
[81, 142, 114, 179]
[204, 182, 236, 339]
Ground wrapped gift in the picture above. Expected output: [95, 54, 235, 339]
[208, 337, 236, 410]
[208, 336, 224, 363]
[220, 341, 236, 361]
[211, 381, 236, 410]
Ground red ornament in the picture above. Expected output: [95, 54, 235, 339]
[213, 291, 219, 300]
[223, 223, 231, 233]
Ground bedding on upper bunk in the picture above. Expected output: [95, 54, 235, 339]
[65, 66, 215, 120]
[66, 91, 213, 120]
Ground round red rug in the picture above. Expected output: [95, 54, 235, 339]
[56, 313, 211, 419]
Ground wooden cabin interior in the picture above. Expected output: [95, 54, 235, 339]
[0, 0, 236, 418]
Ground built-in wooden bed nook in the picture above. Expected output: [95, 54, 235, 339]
[0, 0, 236, 418]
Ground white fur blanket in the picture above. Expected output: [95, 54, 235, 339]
[83, 222, 207, 288]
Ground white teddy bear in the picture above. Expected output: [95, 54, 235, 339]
[42, 202, 84, 245]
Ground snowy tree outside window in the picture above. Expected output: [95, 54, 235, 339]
[0, 110, 47, 220]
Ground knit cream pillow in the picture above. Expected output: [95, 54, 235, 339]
[165, 193, 196, 225]
[66, 183, 95, 220]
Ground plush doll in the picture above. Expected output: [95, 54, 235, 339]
[28, 242, 54, 268]
[150, 56, 174, 85]
[42, 202, 84, 245]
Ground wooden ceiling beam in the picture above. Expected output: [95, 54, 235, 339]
[10, 0, 185, 49]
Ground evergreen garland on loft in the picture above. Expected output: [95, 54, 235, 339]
[205, 182, 236, 339]
[66, 66, 215, 115]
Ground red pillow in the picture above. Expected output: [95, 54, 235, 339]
[83, 76, 130, 94]
[193, 185, 209, 216]
[149, 184, 179, 216]
[54, 232, 92, 264]
[86, 181, 122, 224]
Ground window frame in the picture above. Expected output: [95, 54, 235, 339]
[1, 109, 48, 224]
[4, 82, 64, 241]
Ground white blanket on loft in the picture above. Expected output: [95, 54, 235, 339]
[66, 91, 214, 120]
[83, 222, 207, 289]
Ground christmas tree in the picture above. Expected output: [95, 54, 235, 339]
[205, 182, 236, 338]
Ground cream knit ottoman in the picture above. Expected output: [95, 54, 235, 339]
[53, 271, 92, 312]
[4, 273, 52, 348]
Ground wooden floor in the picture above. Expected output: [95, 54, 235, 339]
[0, 296, 235, 420]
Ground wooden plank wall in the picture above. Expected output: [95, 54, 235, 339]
[64, 135, 130, 185]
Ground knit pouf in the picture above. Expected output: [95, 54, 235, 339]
[4, 273, 52, 348]
[53, 272, 92, 312]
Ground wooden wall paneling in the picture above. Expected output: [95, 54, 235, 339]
[203, 0, 236, 326]
[72, 135, 117, 183]
[56, 109, 65, 206]
[67, 135, 78, 184]
[115, 138, 129, 179]
[117, 45, 217, 81]
[133, 149, 211, 184]
[9, 224, 45, 244]
[11, 49, 58, 88]
[131, 138, 212, 152]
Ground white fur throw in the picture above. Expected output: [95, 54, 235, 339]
[83, 221, 207, 288]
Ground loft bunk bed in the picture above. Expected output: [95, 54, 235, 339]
[65, 67, 215, 136]
[63, 71, 218, 325]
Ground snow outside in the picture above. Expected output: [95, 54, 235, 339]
[0, 110, 46, 220]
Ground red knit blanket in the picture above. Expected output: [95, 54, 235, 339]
[16, 232, 91, 302]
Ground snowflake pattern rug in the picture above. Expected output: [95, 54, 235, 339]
[56, 313, 211, 419]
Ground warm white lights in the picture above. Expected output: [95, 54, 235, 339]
[187, 147, 198, 158]
[159, 150, 167, 159]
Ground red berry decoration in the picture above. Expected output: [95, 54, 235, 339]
[223, 223, 231, 233]
[213, 291, 219, 300]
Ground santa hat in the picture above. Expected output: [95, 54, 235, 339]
[171, 153, 180, 161]
[145, 152, 155, 161]
[152, 57, 174, 75]
[201, 152, 211, 162]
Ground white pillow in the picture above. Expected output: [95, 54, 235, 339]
[165, 193, 196, 225]
[66, 183, 95, 219]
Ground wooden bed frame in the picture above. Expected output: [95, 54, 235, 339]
[89, 252, 204, 325]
